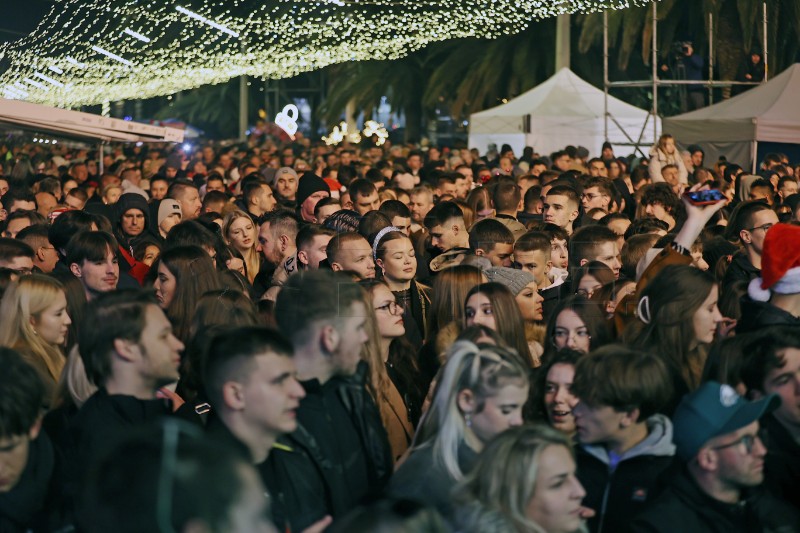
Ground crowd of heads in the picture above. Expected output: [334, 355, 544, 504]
[0, 135, 799, 531]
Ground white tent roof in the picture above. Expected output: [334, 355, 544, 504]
[664, 63, 800, 143]
[469, 68, 657, 157]
[472, 67, 651, 121]
[0, 98, 184, 143]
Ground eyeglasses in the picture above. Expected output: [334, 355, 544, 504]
[552, 328, 591, 344]
[712, 432, 762, 455]
[576, 288, 599, 298]
[745, 223, 774, 234]
[375, 301, 403, 315]
[581, 193, 605, 201]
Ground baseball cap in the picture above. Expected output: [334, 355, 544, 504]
[275, 167, 298, 182]
[672, 381, 780, 461]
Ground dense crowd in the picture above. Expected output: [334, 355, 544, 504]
[0, 133, 799, 532]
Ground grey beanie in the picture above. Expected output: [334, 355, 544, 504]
[483, 267, 536, 295]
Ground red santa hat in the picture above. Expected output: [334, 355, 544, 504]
[748, 223, 800, 301]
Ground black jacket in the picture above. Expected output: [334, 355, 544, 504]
[64, 388, 173, 527]
[629, 466, 800, 533]
[0, 433, 56, 533]
[722, 250, 760, 290]
[737, 297, 800, 334]
[264, 361, 392, 532]
[762, 413, 800, 510]
[576, 415, 677, 533]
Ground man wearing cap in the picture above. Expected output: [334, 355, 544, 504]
[630, 381, 799, 532]
[274, 167, 299, 208]
[295, 174, 330, 223]
[738, 223, 800, 333]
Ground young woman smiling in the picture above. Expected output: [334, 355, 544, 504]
[374, 228, 431, 343]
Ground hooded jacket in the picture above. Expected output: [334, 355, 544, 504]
[114, 192, 153, 247]
[113, 192, 153, 284]
[576, 414, 676, 533]
[629, 465, 800, 533]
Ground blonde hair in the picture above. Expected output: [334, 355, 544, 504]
[455, 424, 586, 533]
[0, 274, 67, 383]
[53, 345, 97, 409]
[412, 341, 529, 480]
[222, 209, 261, 284]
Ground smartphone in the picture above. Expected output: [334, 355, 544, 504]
[684, 189, 726, 205]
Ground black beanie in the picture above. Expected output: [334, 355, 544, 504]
[296, 173, 330, 206]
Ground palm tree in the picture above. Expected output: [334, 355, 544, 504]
[318, 51, 431, 143]
[155, 81, 244, 139]
[576, 0, 800, 104]
[422, 20, 556, 120]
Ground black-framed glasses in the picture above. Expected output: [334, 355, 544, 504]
[581, 193, 606, 201]
[745, 223, 774, 234]
[712, 432, 761, 455]
[375, 301, 403, 315]
[552, 328, 591, 344]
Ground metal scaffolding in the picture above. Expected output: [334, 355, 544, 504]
[603, 1, 768, 148]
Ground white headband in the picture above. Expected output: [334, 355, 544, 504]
[372, 226, 402, 261]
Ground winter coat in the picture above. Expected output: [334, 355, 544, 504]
[629, 466, 800, 533]
[761, 413, 800, 511]
[722, 249, 760, 290]
[0, 433, 56, 533]
[263, 361, 392, 532]
[576, 415, 676, 533]
[64, 388, 175, 529]
[113, 192, 153, 284]
[648, 145, 688, 185]
[737, 296, 800, 334]
[388, 441, 478, 516]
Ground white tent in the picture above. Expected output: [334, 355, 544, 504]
[0, 98, 184, 143]
[664, 63, 800, 171]
[468, 68, 658, 158]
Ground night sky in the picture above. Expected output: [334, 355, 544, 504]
[0, 1, 53, 44]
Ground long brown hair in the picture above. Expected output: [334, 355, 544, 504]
[464, 283, 533, 366]
[157, 246, 221, 344]
[627, 265, 716, 389]
[426, 265, 484, 341]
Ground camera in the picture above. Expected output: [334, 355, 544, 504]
[671, 41, 692, 57]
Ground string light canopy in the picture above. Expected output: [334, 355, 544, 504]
[0, 0, 649, 108]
